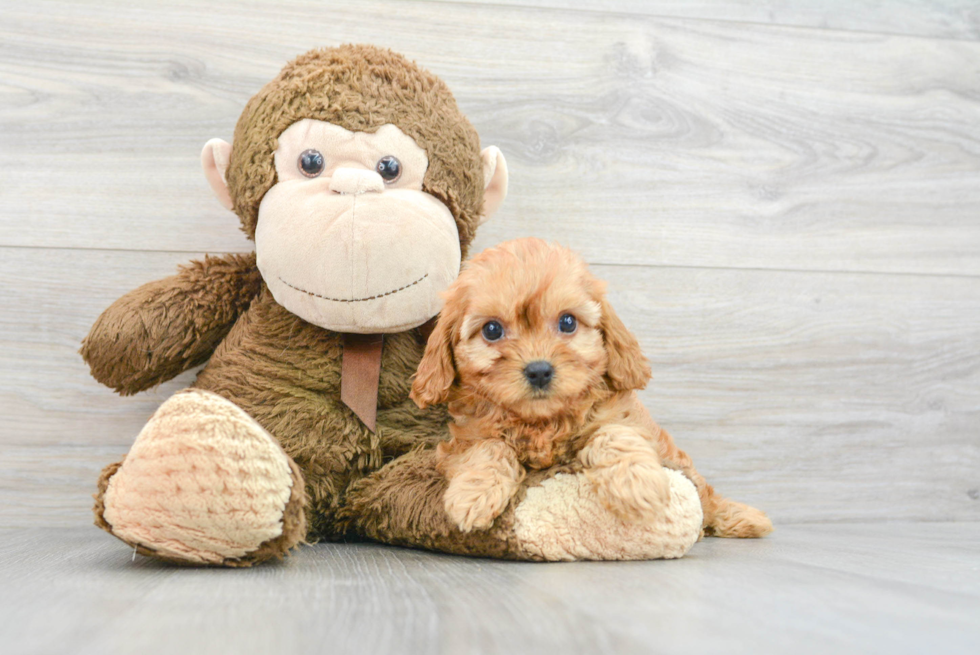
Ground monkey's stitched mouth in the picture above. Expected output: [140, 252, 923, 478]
[278, 273, 429, 303]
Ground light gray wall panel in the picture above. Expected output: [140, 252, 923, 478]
[449, 0, 980, 41]
[1, 1, 978, 275]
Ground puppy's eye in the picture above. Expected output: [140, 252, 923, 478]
[558, 313, 577, 334]
[482, 320, 504, 342]
[298, 149, 325, 177]
[376, 156, 401, 183]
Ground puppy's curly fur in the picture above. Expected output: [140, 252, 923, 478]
[412, 239, 773, 537]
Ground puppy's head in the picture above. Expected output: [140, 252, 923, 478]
[411, 238, 651, 419]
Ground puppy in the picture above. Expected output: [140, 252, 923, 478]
[410, 238, 672, 532]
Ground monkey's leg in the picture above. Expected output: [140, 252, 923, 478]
[339, 447, 703, 561]
[94, 389, 307, 566]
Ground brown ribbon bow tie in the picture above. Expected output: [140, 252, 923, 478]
[340, 333, 384, 432]
[339, 318, 437, 432]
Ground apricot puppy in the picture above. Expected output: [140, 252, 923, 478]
[411, 238, 671, 532]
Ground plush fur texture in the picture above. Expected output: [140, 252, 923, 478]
[227, 45, 486, 256]
[513, 468, 702, 560]
[189, 287, 451, 538]
[80, 253, 262, 395]
[92, 391, 309, 568]
[101, 389, 302, 564]
[337, 439, 703, 561]
[338, 446, 529, 559]
[86, 46, 481, 560]
[89, 275, 452, 548]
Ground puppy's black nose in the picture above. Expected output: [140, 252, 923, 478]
[524, 361, 554, 389]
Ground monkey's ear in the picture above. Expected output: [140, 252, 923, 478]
[479, 146, 508, 224]
[201, 138, 234, 211]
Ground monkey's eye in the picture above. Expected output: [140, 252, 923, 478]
[482, 320, 504, 342]
[376, 156, 401, 183]
[558, 314, 577, 334]
[298, 149, 325, 178]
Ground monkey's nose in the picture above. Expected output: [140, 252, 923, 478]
[524, 361, 554, 390]
[329, 168, 385, 195]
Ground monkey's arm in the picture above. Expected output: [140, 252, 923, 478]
[80, 252, 262, 395]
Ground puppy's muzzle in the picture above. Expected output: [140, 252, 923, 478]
[524, 360, 554, 390]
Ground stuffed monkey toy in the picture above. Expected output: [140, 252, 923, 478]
[83, 46, 765, 566]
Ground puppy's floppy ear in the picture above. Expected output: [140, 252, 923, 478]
[411, 298, 462, 409]
[599, 295, 652, 392]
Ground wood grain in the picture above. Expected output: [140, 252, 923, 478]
[1, 524, 978, 655]
[2, 246, 977, 527]
[450, 0, 980, 41]
[1, 1, 979, 275]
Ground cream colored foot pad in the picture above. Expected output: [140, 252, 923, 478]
[103, 389, 294, 564]
[514, 469, 703, 561]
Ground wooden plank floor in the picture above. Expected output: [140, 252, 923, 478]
[2, 523, 978, 655]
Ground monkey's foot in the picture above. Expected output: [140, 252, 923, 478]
[341, 448, 704, 561]
[513, 469, 702, 560]
[94, 389, 307, 566]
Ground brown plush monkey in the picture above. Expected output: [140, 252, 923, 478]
[82, 46, 755, 567]
[83, 45, 509, 564]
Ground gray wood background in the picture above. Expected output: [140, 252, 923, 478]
[1, 0, 979, 530]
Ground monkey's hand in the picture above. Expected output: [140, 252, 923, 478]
[81, 252, 261, 395]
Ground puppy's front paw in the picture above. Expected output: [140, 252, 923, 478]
[444, 468, 521, 533]
[591, 460, 671, 524]
[580, 426, 671, 525]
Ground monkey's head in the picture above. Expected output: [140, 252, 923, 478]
[201, 45, 508, 333]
